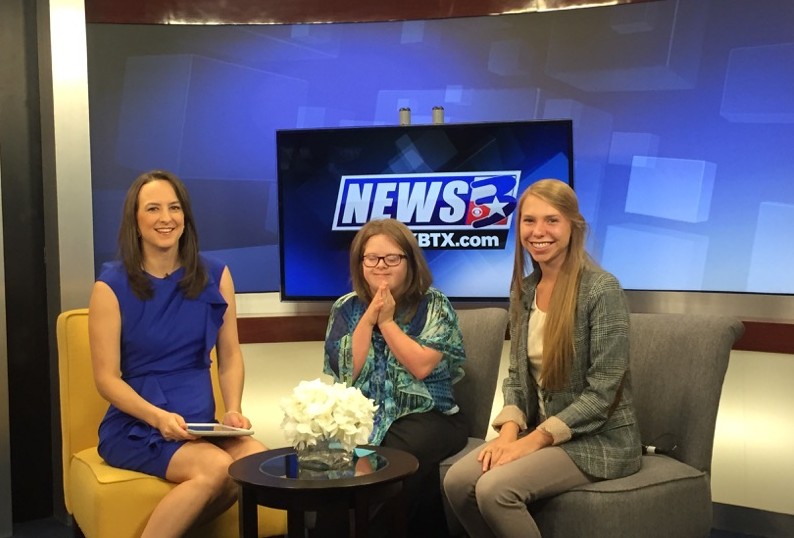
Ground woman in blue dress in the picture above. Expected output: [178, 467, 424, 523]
[89, 170, 266, 537]
[324, 218, 468, 537]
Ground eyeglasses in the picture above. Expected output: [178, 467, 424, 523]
[362, 254, 406, 268]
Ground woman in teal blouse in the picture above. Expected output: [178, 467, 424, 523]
[443, 179, 641, 538]
[324, 218, 467, 537]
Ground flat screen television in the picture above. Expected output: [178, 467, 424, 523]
[276, 120, 574, 301]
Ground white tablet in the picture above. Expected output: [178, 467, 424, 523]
[185, 423, 254, 437]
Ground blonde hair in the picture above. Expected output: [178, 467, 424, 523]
[510, 179, 594, 390]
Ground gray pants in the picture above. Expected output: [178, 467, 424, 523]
[443, 445, 592, 538]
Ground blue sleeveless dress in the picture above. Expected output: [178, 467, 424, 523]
[96, 255, 228, 478]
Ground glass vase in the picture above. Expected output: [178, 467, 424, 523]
[296, 437, 354, 472]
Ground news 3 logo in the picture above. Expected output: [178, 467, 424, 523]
[332, 171, 520, 230]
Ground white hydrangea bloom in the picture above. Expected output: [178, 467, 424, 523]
[280, 378, 378, 452]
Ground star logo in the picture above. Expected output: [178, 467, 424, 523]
[467, 174, 518, 228]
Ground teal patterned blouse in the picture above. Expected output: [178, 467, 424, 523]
[324, 287, 466, 445]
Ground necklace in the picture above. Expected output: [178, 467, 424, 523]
[142, 262, 181, 278]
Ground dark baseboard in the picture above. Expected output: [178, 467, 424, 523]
[713, 503, 794, 538]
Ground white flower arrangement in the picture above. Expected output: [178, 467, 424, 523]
[280, 378, 378, 453]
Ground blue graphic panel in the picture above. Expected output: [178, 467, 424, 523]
[722, 43, 794, 124]
[625, 157, 715, 223]
[748, 203, 794, 293]
[602, 224, 708, 291]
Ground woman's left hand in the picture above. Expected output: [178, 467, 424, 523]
[483, 441, 533, 468]
[222, 410, 251, 429]
[478, 434, 512, 471]
[479, 428, 552, 470]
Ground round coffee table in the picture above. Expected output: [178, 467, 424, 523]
[228, 445, 419, 538]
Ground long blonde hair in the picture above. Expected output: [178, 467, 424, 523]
[509, 179, 593, 390]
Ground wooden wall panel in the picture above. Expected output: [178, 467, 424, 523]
[238, 316, 794, 356]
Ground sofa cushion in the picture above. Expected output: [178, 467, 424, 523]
[532, 455, 712, 537]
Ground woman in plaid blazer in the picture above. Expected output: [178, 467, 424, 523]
[444, 179, 642, 538]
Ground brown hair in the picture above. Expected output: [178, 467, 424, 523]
[510, 179, 594, 390]
[348, 218, 432, 319]
[118, 170, 207, 300]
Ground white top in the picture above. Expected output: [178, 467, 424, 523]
[528, 295, 547, 419]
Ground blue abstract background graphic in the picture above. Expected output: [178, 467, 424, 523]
[87, 0, 794, 296]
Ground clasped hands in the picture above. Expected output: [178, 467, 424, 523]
[363, 281, 396, 328]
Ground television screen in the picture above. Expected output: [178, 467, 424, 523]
[277, 120, 573, 301]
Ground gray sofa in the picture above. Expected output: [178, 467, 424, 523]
[442, 312, 745, 538]
[440, 307, 509, 536]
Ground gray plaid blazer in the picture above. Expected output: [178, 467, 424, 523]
[501, 267, 642, 479]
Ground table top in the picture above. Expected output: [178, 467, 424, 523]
[229, 445, 418, 493]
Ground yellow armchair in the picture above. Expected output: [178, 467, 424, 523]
[57, 308, 286, 537]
